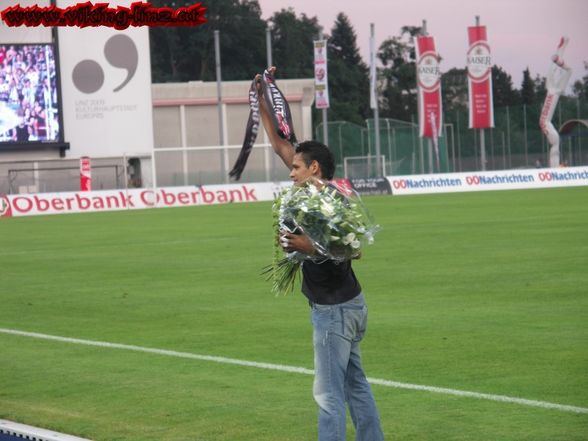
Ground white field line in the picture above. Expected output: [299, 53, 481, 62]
[1, 327, 587, 415]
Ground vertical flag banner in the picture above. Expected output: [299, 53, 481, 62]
[313, 40, 330, 109]
[540, 37, 572, 167]
[467, 26, 494, 128]
[415, 36, 442, 138]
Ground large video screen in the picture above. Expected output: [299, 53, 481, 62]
[0, 43, 62, 145]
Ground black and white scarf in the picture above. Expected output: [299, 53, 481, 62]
[229, 69, 297, 180]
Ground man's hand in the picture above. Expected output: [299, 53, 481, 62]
[280, 231, 316, 255]
[255, 66, 276, 96]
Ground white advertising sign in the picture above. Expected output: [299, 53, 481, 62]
[57, 0, 153, 158]
[1, 181, 293, 217]
[388, 167, 588, 195]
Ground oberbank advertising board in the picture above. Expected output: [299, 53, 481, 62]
[1, 168, 588, 218]
[0, 182, 290, 218]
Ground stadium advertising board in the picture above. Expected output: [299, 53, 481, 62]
[0, 181, 292, 217]
[56, 0, 154, 158]
[350, 177, 392, 196]
[2, 168, 587, 218]
[389, 167, 588, 195]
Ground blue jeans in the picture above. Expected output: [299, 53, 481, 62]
[311, 293, 384, 441]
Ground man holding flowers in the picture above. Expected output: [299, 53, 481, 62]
[258, 67, 385, 441]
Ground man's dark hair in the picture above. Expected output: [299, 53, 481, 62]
[295, 141, 336, 180]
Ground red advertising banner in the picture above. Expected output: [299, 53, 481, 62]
[467, 26, 494, 128]
[80, 156, 91, 191]
[415, 36, 442, 138]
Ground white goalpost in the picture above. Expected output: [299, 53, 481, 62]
[343, 155, 386, 180]
[151, 143, 290, 188]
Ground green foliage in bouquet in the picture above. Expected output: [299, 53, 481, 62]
[263, 178, 380, 296]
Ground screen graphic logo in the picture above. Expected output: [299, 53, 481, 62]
[72, 34, 138, 94]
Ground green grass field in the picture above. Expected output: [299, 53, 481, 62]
[1, 187, 587, 441]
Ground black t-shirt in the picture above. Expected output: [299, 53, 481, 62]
[301, 259, 361, 305]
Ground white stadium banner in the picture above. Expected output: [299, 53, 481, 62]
[57, 0, 154, 158]
[0, 181, 293, 217]
[388, 167, 588, 195]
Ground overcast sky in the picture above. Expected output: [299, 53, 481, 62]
[257, 0, 587, 92]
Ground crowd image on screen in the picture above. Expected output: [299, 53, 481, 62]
[0, 44, 60, 143]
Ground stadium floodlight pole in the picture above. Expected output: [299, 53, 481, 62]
[214, 30, 228, 183]
[370, 23, 381, 177]
[319, 31, 329, 147]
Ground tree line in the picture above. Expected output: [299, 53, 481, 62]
[149, 0, 588, 127]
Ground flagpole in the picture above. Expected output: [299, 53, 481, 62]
[214, 30, 228, 182]
[318, 31, 329, 147]
[370, 23, 381, 177]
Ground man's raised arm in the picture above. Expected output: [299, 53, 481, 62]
[256, 67, 295, 170]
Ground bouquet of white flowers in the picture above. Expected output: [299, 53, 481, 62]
[264, 178, 380, 295]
